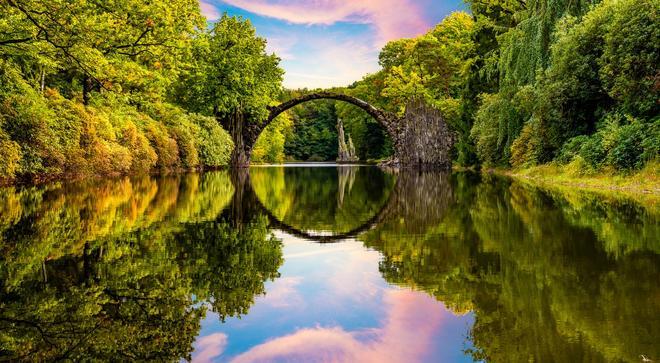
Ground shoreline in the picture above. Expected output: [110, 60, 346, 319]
[4, 163, 658, 202]
[485, 164, 660, 208]
[0, 165, 230, 188]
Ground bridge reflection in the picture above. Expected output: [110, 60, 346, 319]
[225, 166, 453, 243]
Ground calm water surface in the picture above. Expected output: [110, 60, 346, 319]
[0, 166, 658, 362]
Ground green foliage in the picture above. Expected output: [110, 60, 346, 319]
[579, 133, 607, 169]
[510, 120, 544, 168]
[253, 113, 293, 163]
[190, 114, 233, 167]
[379, 12, 476, 116]
[599, 0, 660, 116]
[606, 123, 645, 170]
[466, 0, 658, 172]
[0, 3, 238, 180]
[283, 99, 339, 161]
[557, 135, 590, 164]
[174, 14, 283, 121]
[556, 113, 659, 172]
[471, 91, 525, 166]
[0, 0, 204, 103]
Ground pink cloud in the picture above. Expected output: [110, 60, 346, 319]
[260, 276, 304, 308]
[229, 289, 445, 363]
[265, 35, 298, 60]
[220, 0, 430, 44]
[193, 333, 229, 363]
[200, 1, 221, 20]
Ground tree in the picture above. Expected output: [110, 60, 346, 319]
[1, 0, 204, 104]
[174, 14, 283, 166]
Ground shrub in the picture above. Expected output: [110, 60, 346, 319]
[170, 124, 200, 169]
[119, 121, 158, 172]
[563, 156, 593, 177]
[472, 92, 526, 166]
[191, 115, 233, 167]
[578, 134, 606, 169]
[640, 120, 659, 165]
[510, 121, 542, 168]
[556, 135, 590, 165]
[606, 123, 644, 170]
[144, 121, 180, 169]
[0, 138, 21, 179]
[0, 68, 63, 175]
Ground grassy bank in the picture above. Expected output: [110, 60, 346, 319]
[490, 161, 660, 207]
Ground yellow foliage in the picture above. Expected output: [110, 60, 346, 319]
[510, 122, 541, 168]
[0, 139, 21, 179]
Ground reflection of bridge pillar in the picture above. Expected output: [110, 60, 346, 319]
[378, 169, 453, 234]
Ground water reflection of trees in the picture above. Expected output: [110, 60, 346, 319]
[0, 172, 283, 361]
[1, 168, 658, 361]
[363, 172, 660, 362]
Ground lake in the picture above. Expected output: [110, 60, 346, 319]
[0, 165, 658, 362]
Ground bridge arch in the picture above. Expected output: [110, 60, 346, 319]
[231, 92, 399, 167]
[226, 92, 453, 168]
[265, 92, 396, 134]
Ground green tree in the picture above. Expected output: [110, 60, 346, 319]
[173, 14, 283, 165]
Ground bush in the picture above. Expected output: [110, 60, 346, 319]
[556, 135, 590, 165]
[119, 121, 158, 172]
[0, 138, 21, 179]
[556, 112, 658, 172]
[607, 123, 644, 170]
[144, 121, 180, 169]
[170, 124, 200, 169]
[191, 115, 233, 167]
[0, 66, 63, 175]
[563, 156, 592, 177]
[472, 92, 525, 166]
[640, 120, 660, 165]
[510, 121, 542, 168]
[578, 134, 606, 170]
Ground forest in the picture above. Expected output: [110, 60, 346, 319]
[0, 0, 658, 180]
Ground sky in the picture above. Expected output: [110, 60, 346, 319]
[192, 235, 474, 362]
[199, 0, 466, 89]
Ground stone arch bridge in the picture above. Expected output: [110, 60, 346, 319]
[220, 92, 455, 169]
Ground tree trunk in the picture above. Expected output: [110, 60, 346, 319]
[224, 109, 252, 168]
[82, 77, 97, 105]
[40, 69, 45, 93]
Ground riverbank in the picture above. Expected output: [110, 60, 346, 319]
[0, 165, 232, 188]
[488, 162, 660, 207]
